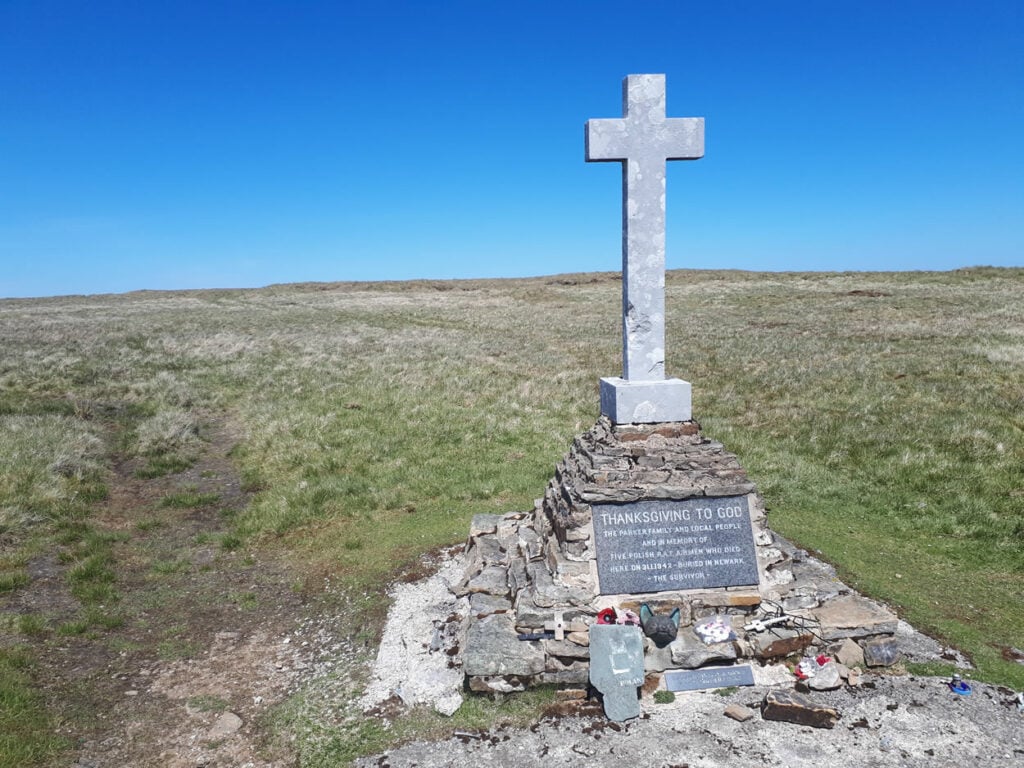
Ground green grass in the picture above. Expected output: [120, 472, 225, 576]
[135, 453, 196, 478]
[2, 269, 1024, 764]
[187, 694, 230, 713]
[228, 590, 259, 610]
[0, 647, 68, 764]
[268, 680, 556, 767]
[16, 614, 48, 637]
[0, 572, 30, 593]
[157, 637, 202, 660]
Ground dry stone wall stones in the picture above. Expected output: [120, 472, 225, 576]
[469, 593, 512, 617]
[464, 614, 545, 678]
[459, 416, 902, 696]
[469, 514, 503, 538]
[467, 566, 510, 597]
[467, 675, 528, 694]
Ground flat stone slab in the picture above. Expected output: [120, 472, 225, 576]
[541, 639, 591, 660]
[669, 631, 738, 669]
[589, 624, 645, 721]
[753, 628, 814, 659]
[470, 535, 507, 566]
[463, 615, 545, 677]
[469, 514, 503, 537]
[812, 595, 898, 640]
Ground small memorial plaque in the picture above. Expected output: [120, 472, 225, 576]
[592, 496, 758, 594]
[664, 664, 755, 692]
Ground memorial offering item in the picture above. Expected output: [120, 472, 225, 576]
[694, 616, 736, 644]
[589, 624, 645, 722]
[948, 674, 973, 696]
[639, 603, 680, 647]
[586, 74, 704, 424]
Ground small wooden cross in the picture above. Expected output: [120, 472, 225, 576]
[543, 611, 565, 641]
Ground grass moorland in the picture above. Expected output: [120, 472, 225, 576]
[1, 268, 1022, 765]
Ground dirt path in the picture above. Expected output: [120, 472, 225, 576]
[7, 416, 348, 768]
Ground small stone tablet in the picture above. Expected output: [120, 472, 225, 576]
[589, 624, 645, 721]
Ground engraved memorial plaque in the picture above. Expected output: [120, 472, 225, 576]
[664, 664, 755, 692]
[592, 496, 759, 594]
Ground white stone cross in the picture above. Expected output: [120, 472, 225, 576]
[586, 74, 704, 424]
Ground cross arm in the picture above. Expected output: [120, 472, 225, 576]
[662, 117, 705, 160]
[585, 118, 630, 162]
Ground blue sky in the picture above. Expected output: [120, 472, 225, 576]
[1, 1, 1021, 298]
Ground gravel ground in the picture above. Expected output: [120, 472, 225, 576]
[358, 550, 1021, 767]
[356, 676, 1023, 767]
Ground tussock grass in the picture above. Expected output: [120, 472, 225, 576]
[2, 269, 1023, 763]
[134, 408, 202, 457]
[0, 414, 104, 526]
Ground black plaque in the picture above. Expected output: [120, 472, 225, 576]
[664, 664, 755, 692]
[592, 496, 759, 594]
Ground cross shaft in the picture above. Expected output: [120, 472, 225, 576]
[586, 74, 703, 381]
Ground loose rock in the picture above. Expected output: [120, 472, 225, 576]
[207, 711, 243, 740]
[803, 661, 842, 691]
[862, 636, 902, 667]
[723, 703, 756, 722]
[761, 690, 840, 729]
[834, 637, 865, 668]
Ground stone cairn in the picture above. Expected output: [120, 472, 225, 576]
[457, 417, 901, 695]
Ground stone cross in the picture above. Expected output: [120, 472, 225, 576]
[586, 74, 704, 424]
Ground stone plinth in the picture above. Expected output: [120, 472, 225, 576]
[599, 377, 691, 424]
[456, 417, 900, 695]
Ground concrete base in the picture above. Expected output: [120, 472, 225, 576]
[599, 377, 691, 424]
